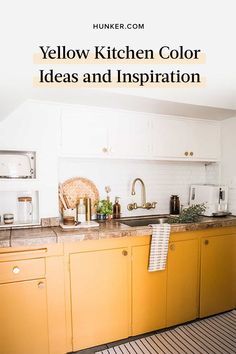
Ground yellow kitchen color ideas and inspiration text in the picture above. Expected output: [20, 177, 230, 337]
[34, 45, 206, 88]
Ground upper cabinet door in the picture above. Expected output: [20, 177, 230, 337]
[189, 120, 220, 160]
[60, 107, 109, 157]
[152, 117, 190, 159]
[152, 117, 220, 161]
[108, 112, 151, 158]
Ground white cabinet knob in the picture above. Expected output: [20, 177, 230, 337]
[12, 266, 20, 274]
[102, 147, 108, 153]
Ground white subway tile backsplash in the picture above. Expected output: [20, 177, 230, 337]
[228, 188, 236, 215]
[59, 159, 219, 217]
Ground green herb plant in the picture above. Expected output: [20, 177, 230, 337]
[168, 203, 206, 224]
[96, 199, 113, 216]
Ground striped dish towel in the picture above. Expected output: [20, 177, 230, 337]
[148, 224, 171, 272]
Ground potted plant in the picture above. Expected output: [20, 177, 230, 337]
[96, 199, 113, 220]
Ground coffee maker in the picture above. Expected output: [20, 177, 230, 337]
[189, 184, 229, 216]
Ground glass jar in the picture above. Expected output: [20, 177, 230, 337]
[17, 196, 33, 223]
[170, 195, 180, 215]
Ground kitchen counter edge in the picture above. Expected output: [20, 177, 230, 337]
[0, 216, 236, 248]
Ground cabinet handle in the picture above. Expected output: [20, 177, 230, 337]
[190, 151, 194, 156]
[12, 266, 20, 274]
[102, 147, 108, 153]
[170, 244, 175, 251]
[38, 281, 45, 289]
[204, 240, 209, 245]
[122, 250, 128, 256]
[184, 151, 189, 156]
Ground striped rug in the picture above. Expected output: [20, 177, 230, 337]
[96, 310, 236, 354]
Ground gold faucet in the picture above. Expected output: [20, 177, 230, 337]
[127, 178, 157, 211]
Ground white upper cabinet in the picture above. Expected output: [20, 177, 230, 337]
[152, 117, 220, 161]
[61, 107, 151, 159]
[188, 120, 220, 161]
[60, 106, 220, 162]
[60, 106, 109, 157]
[108, 112, 151, 158]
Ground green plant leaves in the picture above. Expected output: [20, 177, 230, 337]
[96, 199, 113, 215]
[168, 203, 206, 224]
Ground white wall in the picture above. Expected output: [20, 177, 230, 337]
[221, 117, 236, 215]
[0, 100, 220, 219]
[59, 158, 219, 217]
[0, 100, 60, 218]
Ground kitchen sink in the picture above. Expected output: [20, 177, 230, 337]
[120, 216, 169, 227]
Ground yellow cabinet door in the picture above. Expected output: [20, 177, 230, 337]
[166, 239, 199, 327]
[132, 245, 167, 335]
[70, 247, 130, 351]
[0, 279, 49, 354]
[200, 234, 236, 318]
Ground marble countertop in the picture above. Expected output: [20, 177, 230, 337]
[1, 216, 236, 248]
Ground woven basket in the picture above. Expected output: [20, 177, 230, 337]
[59, 177, 99, 214]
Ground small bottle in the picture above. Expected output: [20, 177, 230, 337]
[77, 198, 86, 223]
[113, 197, 121, 219]
[170, 195, 180, 215]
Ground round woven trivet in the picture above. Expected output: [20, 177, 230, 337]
[59, 177, 99, 214]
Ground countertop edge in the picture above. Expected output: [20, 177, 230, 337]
[1, 216, 236, 248]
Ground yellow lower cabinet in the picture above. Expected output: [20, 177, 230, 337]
[46, 256, 67, 354]
[132, 245, 166, 335]
[166, 239, 199, 327]
[200, 234, 236, 318]
[235, 243, 236, 308]
[0, 279, 49, 354]
[70, 247, 130, 351]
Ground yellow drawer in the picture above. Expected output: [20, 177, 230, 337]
[0, 258, 45, 284]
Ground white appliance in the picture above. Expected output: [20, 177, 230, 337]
[189, 184, 229, 216]
[0, 151, 35, 179]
